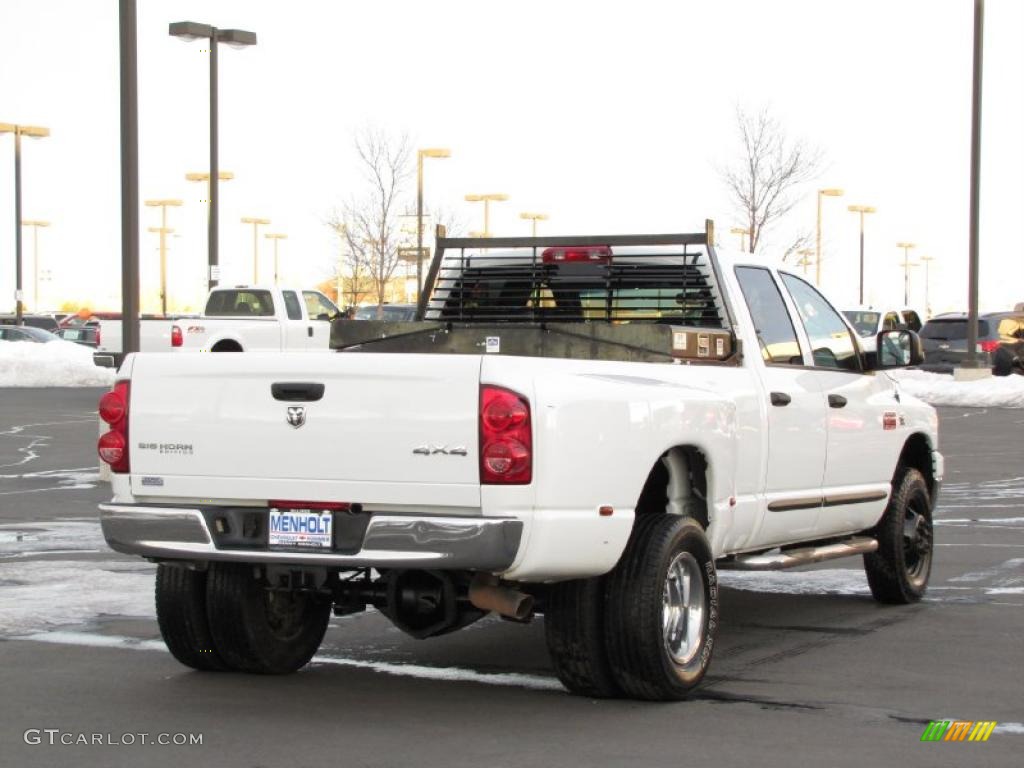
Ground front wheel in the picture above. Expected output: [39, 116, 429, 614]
[864, 467, 934, 603]
[205, 563, 331, 674]
[604, 515, 718, 701]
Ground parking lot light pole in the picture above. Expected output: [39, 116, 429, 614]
[21, 219, 50, 310]
[897, 242, 917, 306]
[919, 255, 935, 318]
[145, 199, 182, 315]
[847, 204, 876, 305]
[815, 188, 844, 286]
[264, 232, 287, 285]
[416, 148, 450, 301]
[170, 21, 256, 288]
[465, 193, 509, 238]
[729, 226, 749, 252]
[520, 212, 549, 237]
[186, 170, 233, 286]
[0, 123, 49, 324]
[795, 249, 815, 277]
[241, 217, 270, 283]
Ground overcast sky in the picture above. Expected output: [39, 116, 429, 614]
[1, 0, 1021, 314]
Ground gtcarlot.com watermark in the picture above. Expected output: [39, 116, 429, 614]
[24, 729, 203, 747]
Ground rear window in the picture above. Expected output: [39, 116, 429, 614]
[435, 254, 723, 327]
[920, 319, 990, 340]
[205, 290, 275, 317]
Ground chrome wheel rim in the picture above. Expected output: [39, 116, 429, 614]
[902, 497, 933, 588]
[662, 551, 706, 666]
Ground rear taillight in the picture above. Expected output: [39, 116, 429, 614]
[171, 325, 183, 347]
[978, 340, 1000, 354]
[541, 245, 611, 264]
[98, 381, 130, 473]
[480, 385, 532, 484]
[95, 325, 101, 347]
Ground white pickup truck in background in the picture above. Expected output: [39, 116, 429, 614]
[93, 286, 342, 356]
[98, 223, 941, 701]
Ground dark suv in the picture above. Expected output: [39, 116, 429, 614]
[920, 311, 1024, 375]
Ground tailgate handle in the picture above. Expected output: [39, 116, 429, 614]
[272, 382, 325, 402]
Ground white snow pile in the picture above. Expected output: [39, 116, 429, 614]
[888, 369, 1024, 409]
[0, 339, 115, 387]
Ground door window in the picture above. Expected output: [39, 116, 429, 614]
[780, 274, 861, 372]
[735, 267, 804, 365]
[282, 291, 303, 321]
[302, 291, 339, 321]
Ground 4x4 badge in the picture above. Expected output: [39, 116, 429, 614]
[286, 406, 306, 428]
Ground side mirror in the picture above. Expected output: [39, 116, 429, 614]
[873, 329, 924, 369]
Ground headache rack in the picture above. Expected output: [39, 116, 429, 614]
[330, 221, 740, 365]
[417, 222, 735, 332]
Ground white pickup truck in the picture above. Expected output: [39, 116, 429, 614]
[98, 224, 941, 700]
[92, 286, 341, 355]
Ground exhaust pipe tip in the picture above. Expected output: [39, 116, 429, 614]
[469, 578, 534, 620]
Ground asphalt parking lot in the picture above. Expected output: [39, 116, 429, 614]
[1, 387, 1021, 768]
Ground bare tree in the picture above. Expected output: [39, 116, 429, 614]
[328, 128, 413, 311]
[720, 106, 822, 253]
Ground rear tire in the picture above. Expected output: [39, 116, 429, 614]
[604, 515, 718, 701]
[544, 578, 620, 698]
[155, 564, 227, 671]
[864, 467, 933, 604]
[205, 563, 331, 674]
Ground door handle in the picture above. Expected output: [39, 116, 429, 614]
[307, 326, 314, 338]
[828, 394, 848, 408]
[271, 382, 325, 402]
[770, 392, 791, 407]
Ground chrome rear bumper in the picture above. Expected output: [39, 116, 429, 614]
[99, 503, 523, 571]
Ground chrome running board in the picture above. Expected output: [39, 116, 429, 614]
[717, 536, 879, 571]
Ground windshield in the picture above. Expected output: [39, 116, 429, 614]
[842, 311, 880, 337]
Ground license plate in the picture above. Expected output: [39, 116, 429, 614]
[268, 509, 333, 550]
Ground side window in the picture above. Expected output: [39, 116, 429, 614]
[901, 310, 922, 332]
[302, 291, 339, 321]
[735, 267, 804, 366]
[282, 291, 303, 321]
[883, 312, 900, 330]
[780, 274, 861, 372]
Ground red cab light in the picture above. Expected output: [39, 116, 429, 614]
[97, 381, 130, 473]
[171, 324, 183, 348]
[541, 245, 611, 264]
[978, 340, 1000, 354]
[480, 385, 532, 484]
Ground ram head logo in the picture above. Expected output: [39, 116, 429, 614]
[286, 406, 307, 429]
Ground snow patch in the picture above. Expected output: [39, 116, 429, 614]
[0, 520, 108, 555]
[0, 339, 115, 387]
[718, 568, 871, 596]
[888, 369, 1024, 408]
[17, 631, 565, 692]
[310, 656, 564, 691]
[0, 559, 155, 636]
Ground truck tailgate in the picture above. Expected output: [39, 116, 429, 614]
[126, 353, 483, 508]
